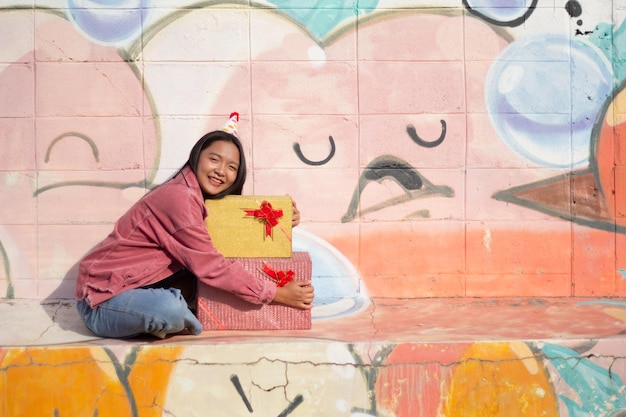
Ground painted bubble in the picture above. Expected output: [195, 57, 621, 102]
[293, 228, 369, 320]
[485, 34, 613, 168]
[67, 0, 150, 44]
[464, 0, 536, 25]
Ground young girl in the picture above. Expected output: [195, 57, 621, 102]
[75, 113, 314, 338]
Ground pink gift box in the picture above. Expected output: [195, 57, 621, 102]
[196, 252, 312, 330]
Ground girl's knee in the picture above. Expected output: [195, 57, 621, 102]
[145, 288, 191, 336]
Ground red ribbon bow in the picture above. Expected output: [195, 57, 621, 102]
[261, 262, 294, 287]
[244, 200, 283, 239]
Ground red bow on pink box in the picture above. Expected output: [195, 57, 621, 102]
[261, 262, 294, 287]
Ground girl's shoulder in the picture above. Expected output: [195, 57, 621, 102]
[149, 176, 204, 210]
[141, 184, 205, 230]
[149, 180, 199, 205]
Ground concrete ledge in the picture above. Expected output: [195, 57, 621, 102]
[1, 297, 626, 416]
[1, 297, 625, 346]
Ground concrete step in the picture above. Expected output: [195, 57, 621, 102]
[1, 297, 625, 416]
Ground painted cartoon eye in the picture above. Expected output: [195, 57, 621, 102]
[406, 120, 447, 148]
[293, 136, 335, 166]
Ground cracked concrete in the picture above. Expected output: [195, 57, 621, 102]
[2, 297, 626, 416]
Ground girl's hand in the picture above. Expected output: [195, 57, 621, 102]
[272, 280, 314, 309]
[292, 200, 300, 227]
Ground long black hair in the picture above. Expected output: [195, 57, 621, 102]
[187, 130, 247, 199]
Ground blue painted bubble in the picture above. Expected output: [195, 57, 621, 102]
[485, 34, 613, 167]
[464, 0, 536, 25]
[67, 0, 150, 44]
[293, 228, 369, 320]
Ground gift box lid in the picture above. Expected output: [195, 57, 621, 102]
[205, 195, 292, 258]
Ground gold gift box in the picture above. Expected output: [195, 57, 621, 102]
[205, 195, 292, 258]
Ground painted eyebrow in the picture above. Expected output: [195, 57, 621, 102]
[45, 132, 100, 163]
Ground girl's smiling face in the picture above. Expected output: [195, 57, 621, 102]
[195, 140, 240, 196]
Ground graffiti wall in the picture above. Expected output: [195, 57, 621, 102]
[1, 0, 626, 309]
[2, 338, 626, 416]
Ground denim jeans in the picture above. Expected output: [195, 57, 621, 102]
[76, 287, 203, 339]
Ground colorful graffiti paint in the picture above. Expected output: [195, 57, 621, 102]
[1, 339, 625, 416]
[3, 1, 625, 304]
[2, 2, 626, 415]
[1, 0, 626, 355]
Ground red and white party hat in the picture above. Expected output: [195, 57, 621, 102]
[219, 112, 239, 138]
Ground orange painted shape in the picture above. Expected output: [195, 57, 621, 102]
[0, 347, 131, 417]
[466, 225, 572, 276]
[128, 345, 185, 417]
[0, 345, 184, 417]
[572, 226, 617, 296]
[442, 342, 558, 417]
[595, 80, 626, 223]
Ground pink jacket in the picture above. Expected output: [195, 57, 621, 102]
[75, 165, 276, 308]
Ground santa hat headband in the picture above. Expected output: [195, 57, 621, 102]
[219, 112, 239, 138]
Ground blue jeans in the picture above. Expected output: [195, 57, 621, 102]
[76, 287, 203, 339]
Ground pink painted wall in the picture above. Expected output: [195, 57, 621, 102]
[1, 2, 625, 305]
